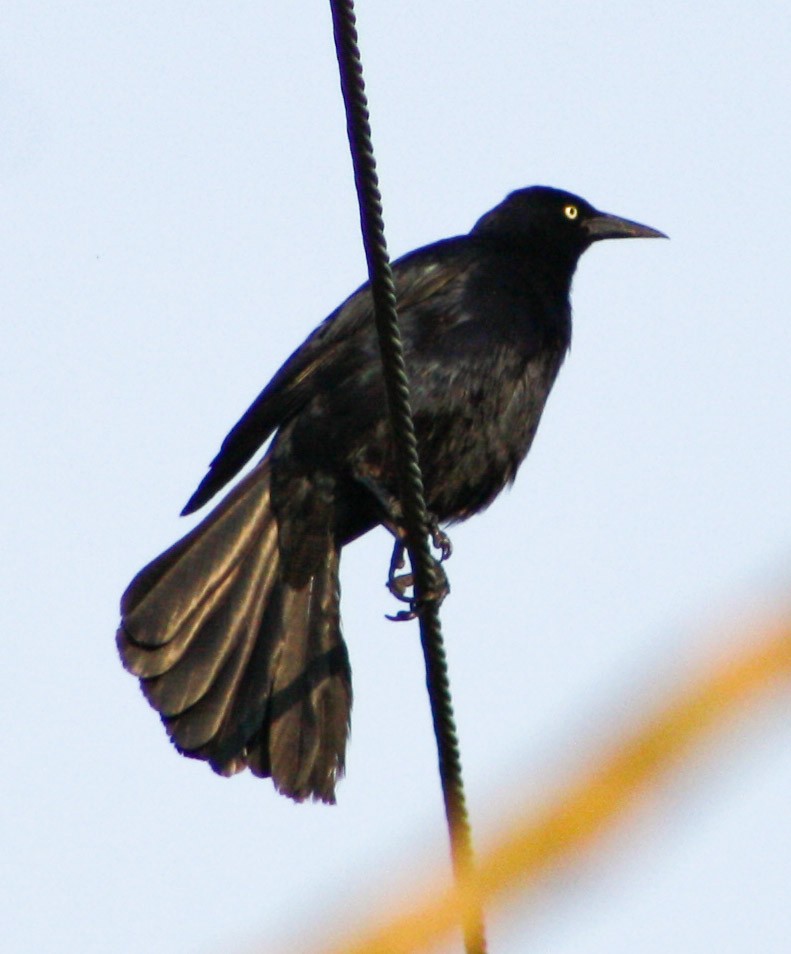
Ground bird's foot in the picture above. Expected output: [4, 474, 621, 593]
[386, 539, 450, 622]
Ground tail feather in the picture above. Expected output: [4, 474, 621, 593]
[268, 553, 349, 800]
[163, 593, 267, 754]
[120, 465, 273, 649]
[142, 527, 279, 717]
[197, 576, 294, 770]
[117, 460, 352, 803]
[119, 561, 239, 679]
[204, 545, 351, 802]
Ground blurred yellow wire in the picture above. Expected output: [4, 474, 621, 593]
[310, 612, 791, 954]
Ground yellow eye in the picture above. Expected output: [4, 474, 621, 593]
[564, 204, 579, 220]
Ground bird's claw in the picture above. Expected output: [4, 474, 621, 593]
[428, 518, 453, 562]
[386, 606, 420, 623]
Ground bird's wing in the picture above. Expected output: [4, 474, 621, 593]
[181, 238, 474, 514]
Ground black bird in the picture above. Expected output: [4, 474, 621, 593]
[118, 186, 665, 803]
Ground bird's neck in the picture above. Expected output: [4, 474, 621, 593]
[526, 256, 576, 308]
[470, 240, 576, 348]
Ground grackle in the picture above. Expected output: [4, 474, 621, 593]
[118, 186, 665, 802]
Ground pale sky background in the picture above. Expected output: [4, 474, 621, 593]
[2, 3, 790, 952]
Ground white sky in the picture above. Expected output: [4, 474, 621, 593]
[2, 3, 790, 952]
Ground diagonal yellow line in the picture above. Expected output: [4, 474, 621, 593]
[313, 614, 791, 954]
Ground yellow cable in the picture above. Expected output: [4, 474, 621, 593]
[314, 614, 791, 954]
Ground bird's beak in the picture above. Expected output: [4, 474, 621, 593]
[585, 211, 668, 241]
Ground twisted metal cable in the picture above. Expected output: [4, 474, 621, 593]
[329, 2, 485, 951]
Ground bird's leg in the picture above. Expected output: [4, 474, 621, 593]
[386, 537, 412, 602]
[351, 470, 415, 603]
[351, 464, 452, 621]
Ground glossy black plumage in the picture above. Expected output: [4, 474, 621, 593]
[118, 186, 664, 802]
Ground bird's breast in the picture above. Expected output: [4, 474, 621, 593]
[412, 340, 568, 522]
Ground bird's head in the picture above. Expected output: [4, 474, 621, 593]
[472, 186, 666, 260]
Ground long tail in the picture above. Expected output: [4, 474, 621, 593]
[117, 461, 352, 803]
